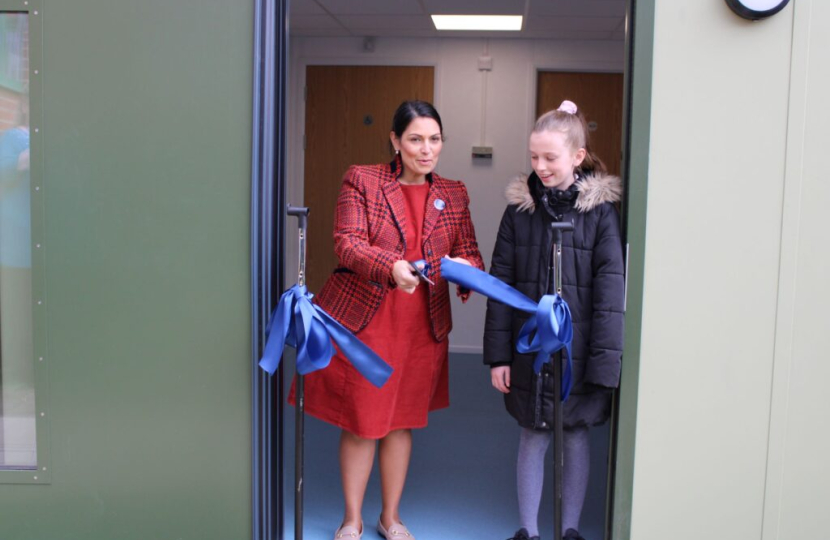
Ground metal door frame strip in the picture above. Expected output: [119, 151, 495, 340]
[251, 0, 288, 539]
[609, 0, 655, 539]
[0, 0, 50, 486]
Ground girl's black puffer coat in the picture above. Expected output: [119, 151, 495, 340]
[484, 171, 625, 430]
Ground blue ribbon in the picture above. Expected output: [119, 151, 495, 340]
[440, 257, 574, 400]
[258, 285, 393, 388]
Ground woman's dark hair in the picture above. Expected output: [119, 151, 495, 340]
[389, 100, 443, 154]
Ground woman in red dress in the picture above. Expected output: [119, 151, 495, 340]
[291, 101, 484, 539]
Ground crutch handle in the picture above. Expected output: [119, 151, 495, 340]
[287, 206, 310, 230]
[287, 206, 311, 289]
[550, 220, 574, 245]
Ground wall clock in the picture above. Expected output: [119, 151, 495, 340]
[725, 0, 791, 20]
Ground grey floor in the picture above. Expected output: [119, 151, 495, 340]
[282, 352, 611, 540]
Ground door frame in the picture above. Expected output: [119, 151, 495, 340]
[254, 1, 658, 539]
[609, 1, 655, 539]
[251, 0, 287, 539]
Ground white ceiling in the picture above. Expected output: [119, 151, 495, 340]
[290, 0, 627, 41]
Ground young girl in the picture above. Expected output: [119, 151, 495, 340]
[484, 100, 625, 540]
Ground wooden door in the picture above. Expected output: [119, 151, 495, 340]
[536, 71, 624, 176]
[304, 65, 434, 293]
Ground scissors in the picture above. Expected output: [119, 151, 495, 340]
[408, 260, 435, 285]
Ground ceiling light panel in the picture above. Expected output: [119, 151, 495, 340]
[432, 15, 523, 31]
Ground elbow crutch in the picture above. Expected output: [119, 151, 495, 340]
[287, 205, 309, 540]
[548, 221, 574, 540]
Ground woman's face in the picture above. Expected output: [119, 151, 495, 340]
[529, 130, 586, 190]
[391, 117, 443, 182]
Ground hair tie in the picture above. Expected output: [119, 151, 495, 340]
[557, 100, 578, 115]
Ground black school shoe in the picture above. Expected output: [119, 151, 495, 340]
[563, 529, 586, 540]
[507, 529, 540, 540]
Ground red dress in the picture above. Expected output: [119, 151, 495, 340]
[291, 182, 449, 439]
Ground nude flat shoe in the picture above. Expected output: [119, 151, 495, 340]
[334, 522, 363, 539]
[377, 518, 414, 539]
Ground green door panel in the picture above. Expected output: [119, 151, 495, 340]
[0, 0, 253, 538]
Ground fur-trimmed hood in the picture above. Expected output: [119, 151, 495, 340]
[505, 172, 622, 213]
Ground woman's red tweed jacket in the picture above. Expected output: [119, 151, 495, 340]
[314, 157, 484, 342]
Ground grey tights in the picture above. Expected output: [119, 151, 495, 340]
[517, 426, 590, 537]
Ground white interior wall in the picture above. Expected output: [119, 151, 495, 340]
[287, 35, 624, 353]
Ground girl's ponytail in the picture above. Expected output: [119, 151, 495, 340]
[534, 100, 608, 176]
[577, 124, 608, 176]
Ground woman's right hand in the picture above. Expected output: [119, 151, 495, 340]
[491, 366, 511, 394]
[392, 260, 420, 294]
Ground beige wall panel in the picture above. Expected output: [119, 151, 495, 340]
[631, 1, 794, 539]
[763, 1, 830, 538]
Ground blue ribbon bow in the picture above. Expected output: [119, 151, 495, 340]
[258, 285, 393, 388]
[440, 257, 574, 400]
